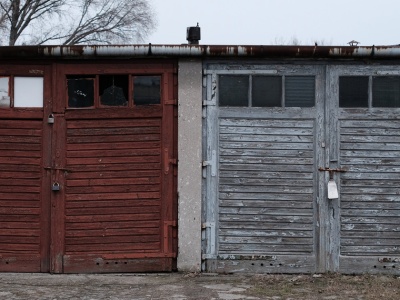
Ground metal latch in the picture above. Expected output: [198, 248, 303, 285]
[203, 150, 217, 177]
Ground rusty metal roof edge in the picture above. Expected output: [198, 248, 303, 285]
[2, 44, 400, 58]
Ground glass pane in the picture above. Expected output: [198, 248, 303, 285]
[219, 75, 249, 107]
[285, 76, 315, 107]
[373, 77, 400, 107]
[339, 76, 368, 108]
[99, 75, 128, 106]
[67, 76, 95, 108]
[133, 76, 161, 105]
[0, 77, 10, 108]
[14, 77, 43, 108]
[252, 76, 281, 107]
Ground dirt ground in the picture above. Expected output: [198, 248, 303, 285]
[0, 272, 399, 299]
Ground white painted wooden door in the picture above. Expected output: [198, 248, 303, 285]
[327, 65, 400, 274]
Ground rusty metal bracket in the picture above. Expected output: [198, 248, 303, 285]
[318, 167, 348, 173]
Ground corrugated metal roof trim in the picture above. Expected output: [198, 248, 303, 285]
[2, 44, 400, 58]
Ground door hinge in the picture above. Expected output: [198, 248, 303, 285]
[202, 222, 216, 260]
[202, 150, 216, 177]
[164, 148, 177, 175]
[203, 99, 216, 106]
[165, 99, 177, 105]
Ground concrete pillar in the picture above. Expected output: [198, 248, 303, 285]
[177, 59, 203, 272]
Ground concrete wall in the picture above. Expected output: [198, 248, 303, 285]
[177, 59, 203, 272]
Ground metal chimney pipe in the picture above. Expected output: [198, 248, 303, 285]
[186, 24, 201, 45]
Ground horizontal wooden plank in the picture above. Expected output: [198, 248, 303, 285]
[0, 200, 40, 208]
[341, 202, 400, 210]
[340, 120, 400, 129]
[0, 215, 40, 222]
[341, 223, 400, 232]
[67, 141, 161, 151]
[0, 171, 41, 179]
[220, 229, 313, 238]
[219, 207, 312, 216]
[220, 214, 313, 223]
[0, 236, 39, 244]
[0, 164, 40, 172]
[0, 129, 42, 137]
[220, 192, 312, 201]
[220, 163, 313, 172]
[220, 134, 313, 143]
[341, 135, 400, 143]
[0, 150, 41, 158]
[341, 179, 400, 188]
[66, 170, 160, 180]
[341, 246, 400, 255]
[0, 221, 40, 230]
[66, 199, 160, 209]
[65, 107, 162, 119]
[67, 127, 160, 137]
[219, 126, 313, 136]
[340, 127, 400, 136]
[0, 178, 41, 187]
[66, 163, 161, 172]
[341, 187, 400, 195]
[339, 256, 400, 275]
[341, 142, 400, 151]
[66, 220, 160, 231]
[0, 193, 40, 201]
[342, 216, 400, 225]
[220, 156, 314, 165]
[220, 141, 314, 150]
[341, 231, 400, 239]
[220, 200, 312, 209]
[65, 213, 160, 223]
[0, 207, 40, 215]
[220, 236, 313, 245]
[341, 209, 400, 217]
[0, 186, 40, 193]
[0, 243, 39, 252]
[219, 185, 313, 194]
[67, 148, 160, 159]
[65, 192, 160, 201]
[0, 120, 42, 129]
[219, 243, 313, 253]
[66, 205, 160, 216]
[341, 157, 400, 166]
[66, 185, 160, 194]
[342, 165, 400, 173]
[220, 118, 314, 128]
[0, 136, 41, 144]
[66, 177, 160, 187]
[220, 170, 314, 180]
[341, 150, 400, 159]
[219, 177, 312, 187]
[0, 229, 40, 236]
[341, 172, 400, 180]
[220, 148, 313, 158]
[220, 222, 313, 231]
[66, 156, 160, 166]
[65, 227, 160, 237]
[66, 235, 160, 245]
[0, 157, 41, 165]
[67, 119, 161, 129]
[67, 134, 160, 144]
[341, 194, 400, 202]
[65, 242, 161, 253]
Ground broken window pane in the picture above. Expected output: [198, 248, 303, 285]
[252, 76, 282, 107]
[339, 76, 368, 108]
[14, 77, 43, 108]
[0, 77, 10, 108]
[219, 75, 249, 107]
[67, 76, 95, 108]
[99, 75, 128, 106]
[133, 76, 161, 105]
[373, 76, 400, 107]
[286, 76, 315, 107]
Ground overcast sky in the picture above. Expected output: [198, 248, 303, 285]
[148, 0, 399, 46]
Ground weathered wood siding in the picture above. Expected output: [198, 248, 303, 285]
[0, 119, 43, 271]
[218, 118, 315, 255]
[339, 116, 400, 273]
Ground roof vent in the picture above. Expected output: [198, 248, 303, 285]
[187, 23, 201, 45]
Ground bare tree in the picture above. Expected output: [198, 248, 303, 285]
[0, 0, 156, 46]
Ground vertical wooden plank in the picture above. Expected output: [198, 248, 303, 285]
[40, 64, 53, 272]
[50, 63, 66, 273]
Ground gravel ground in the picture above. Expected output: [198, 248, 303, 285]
[0, 272, 399, 300]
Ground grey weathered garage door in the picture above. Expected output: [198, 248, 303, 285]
[203, 63, 400, 274]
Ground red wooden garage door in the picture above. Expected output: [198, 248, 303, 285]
[50, 62, 178, 273]
[0, 65, 52, 272]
